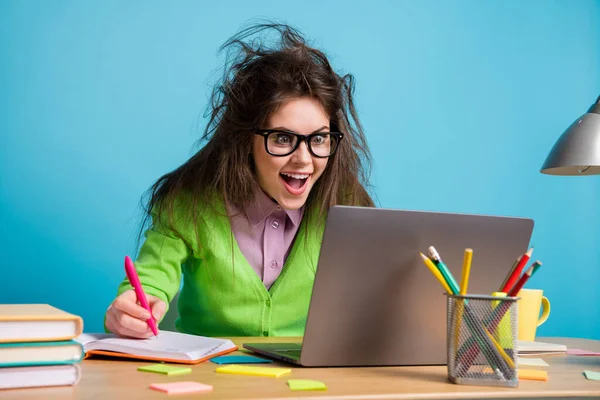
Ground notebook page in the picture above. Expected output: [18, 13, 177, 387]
[75, 333, 114, 347]
[77, 331, 233, 361]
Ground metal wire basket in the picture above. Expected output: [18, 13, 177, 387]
[446, 294, 519, 387]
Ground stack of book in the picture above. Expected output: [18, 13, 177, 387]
[0, 304, 84, 390]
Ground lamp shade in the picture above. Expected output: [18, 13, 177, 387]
[540, 95, 600, 175]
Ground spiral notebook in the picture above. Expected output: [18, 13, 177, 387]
[75, 331, 237, 364]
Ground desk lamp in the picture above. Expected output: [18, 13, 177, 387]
[541, 95, 600, 175]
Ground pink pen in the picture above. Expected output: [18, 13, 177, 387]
[124, 255, 159, 336]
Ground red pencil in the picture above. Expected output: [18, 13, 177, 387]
[498, 255, 521, 292]
[500, 247, 533, 293]
[508, 261, 541, 296]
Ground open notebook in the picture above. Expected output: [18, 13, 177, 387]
[75, 330, 237, 364]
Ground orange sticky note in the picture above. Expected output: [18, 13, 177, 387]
[518, 369, 548, 381]
[150, 381, 213, 394]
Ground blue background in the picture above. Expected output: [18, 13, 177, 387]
[1, 1, 599, 338]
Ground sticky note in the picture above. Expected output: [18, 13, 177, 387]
[138, 364, 192, 376]
[518, 369, 548, 381]
[210, 355, 273, 364]
[150, 381, 213, 394]
[216, 364, 291, 377]
[288, 379, 327, 391]
[584, 370, 600, 381]
[568, 348, 600, 356]
[517, 357, 549, 367]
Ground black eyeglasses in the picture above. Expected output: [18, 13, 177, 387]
[254, 129, 343, 158]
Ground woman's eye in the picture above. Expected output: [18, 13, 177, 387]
[311, 135, 327, 145]
[274, 134, 293, 144]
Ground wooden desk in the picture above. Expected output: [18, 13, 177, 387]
[2, 337, 599, 399]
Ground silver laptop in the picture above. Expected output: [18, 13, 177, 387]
[244, 206, 534, 367]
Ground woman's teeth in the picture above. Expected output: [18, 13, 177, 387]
[281, 172, 309, 179]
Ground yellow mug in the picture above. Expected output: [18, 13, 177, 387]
[516, 289, 550, 341]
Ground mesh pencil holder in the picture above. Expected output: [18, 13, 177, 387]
[446, 294, 519, 388]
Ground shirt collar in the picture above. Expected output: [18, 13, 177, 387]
[245, 188, 304, 227]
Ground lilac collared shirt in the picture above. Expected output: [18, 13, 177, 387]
[227, 190, 304, 290]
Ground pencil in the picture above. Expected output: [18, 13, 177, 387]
[459, 248, 473, 295]
[427, 246, 460, 294]
[419, 253, 452, 294]
[531, 260, 542, 275]
[498, 255, 521, 292]
[500, 247, 533, 293]
[508, 262, 540, 296]
[453, 248, 473, 361]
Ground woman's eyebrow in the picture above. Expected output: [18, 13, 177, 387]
[269, 126, 330, 134]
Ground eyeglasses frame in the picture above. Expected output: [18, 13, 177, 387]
[253, 128, 344, 158]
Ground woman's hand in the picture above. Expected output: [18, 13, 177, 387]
[105, 290, 167, 338]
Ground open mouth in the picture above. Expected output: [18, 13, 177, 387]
[280, 172, 310, 195]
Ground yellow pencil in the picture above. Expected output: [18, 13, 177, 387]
[454, 248, 473, 354]
[460, 248, 473, 295]
[419, 253, 452, 294]
[485, 329, 516, 369]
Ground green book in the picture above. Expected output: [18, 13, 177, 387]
[0, 340, 84, 367]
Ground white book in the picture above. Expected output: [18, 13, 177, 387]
[0, 340, 83, 367]
[0, 304, 83, 343]
[0, 364, 81, 390]
[517, 340, 567, 355]
[75, 330, 237, 364]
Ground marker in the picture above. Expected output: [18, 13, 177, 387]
[124, 255, 158, 336]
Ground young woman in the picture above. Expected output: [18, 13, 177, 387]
[105, 22, 375, 338]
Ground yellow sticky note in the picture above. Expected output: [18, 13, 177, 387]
[288, 379, 327, 391]
[138, 364, 192, 376]
[216, 364, 291, 378]
[518, 369, 548, 381]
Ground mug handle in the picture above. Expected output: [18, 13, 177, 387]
[537, 296, 550, 327]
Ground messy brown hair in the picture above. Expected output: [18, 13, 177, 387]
[139, 21, 375, 247]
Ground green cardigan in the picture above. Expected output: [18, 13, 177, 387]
[115, 196, 325, 337]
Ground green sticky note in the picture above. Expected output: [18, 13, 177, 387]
[138, 364, 192, 376]
[287, 379, 327, 391]
[584, 370, 600, 381]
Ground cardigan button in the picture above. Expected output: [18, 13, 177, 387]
[263, 331, 269, 337]
[265, 299, 271, 306]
